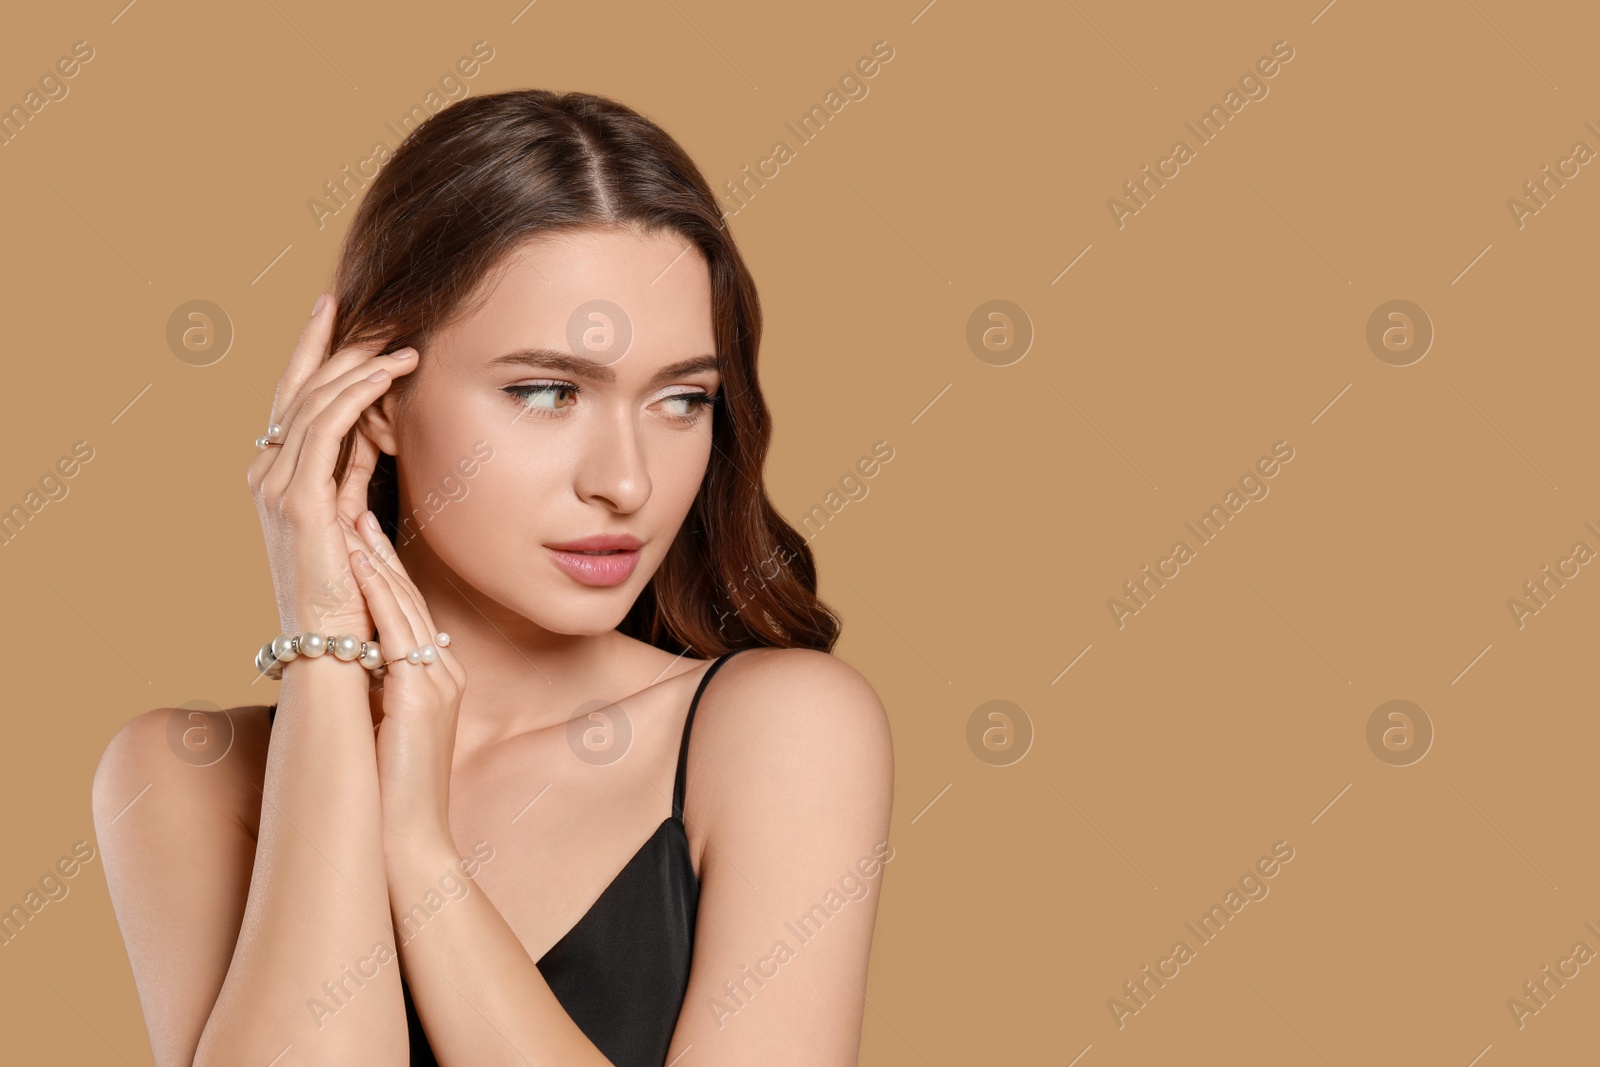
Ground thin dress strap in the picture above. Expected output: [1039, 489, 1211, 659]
[672, 651, 740, 822]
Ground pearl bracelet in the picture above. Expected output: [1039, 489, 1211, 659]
[255, 631, 385, 681]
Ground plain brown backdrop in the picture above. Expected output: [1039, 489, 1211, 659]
[2, 0, 1597, 1063]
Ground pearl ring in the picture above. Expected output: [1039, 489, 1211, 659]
[384, 631, 451, 668]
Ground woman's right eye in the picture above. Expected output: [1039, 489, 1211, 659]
[504, 381, 579, 416]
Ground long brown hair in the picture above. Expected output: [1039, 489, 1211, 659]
[324, 88, 838, 656]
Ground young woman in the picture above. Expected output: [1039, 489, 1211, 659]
[92, 89, 894, 1067]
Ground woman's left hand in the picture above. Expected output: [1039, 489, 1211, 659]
[350, 509, 466, 865]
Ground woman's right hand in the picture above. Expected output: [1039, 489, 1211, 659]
[246, 292, 419, 640]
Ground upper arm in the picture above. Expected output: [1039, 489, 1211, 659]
[668, 649, 896, 1066]
[91, 706, 265, 1067]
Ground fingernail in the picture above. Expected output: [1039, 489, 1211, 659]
[394, 347, 417, 360]
[361, 510, 380, 534]
[357, 550, 371, 567]
[368, 368, 390, 382]
[311, 292, 327, 317]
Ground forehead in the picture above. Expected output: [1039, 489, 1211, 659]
[436, 225, 715, 372]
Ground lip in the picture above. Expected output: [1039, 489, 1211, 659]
[544, 535, 644, 587]
[545, 533, 645, 552]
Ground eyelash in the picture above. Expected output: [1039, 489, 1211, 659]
[504, 381, 720, 425]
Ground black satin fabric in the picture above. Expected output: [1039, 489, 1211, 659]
[267, 650, 739, 1067]
[402, 815, 699, 1066]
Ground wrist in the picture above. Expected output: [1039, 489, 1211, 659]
[383, 832, 460, 885]
[281, 612, 374, 642]
[274, 648, 374, 694]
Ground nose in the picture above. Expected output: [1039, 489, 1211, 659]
[572, 404, 652, 513]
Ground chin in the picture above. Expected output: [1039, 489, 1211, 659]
[528, 582, 642, 634]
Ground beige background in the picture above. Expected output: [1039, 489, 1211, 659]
[2, 0, 1596, 1063]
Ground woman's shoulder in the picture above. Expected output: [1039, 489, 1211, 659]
[708, 647, 887, 714]
[92, 704, 274, 824]
[690, 648, 893, 792]
[681, 647, 894, 887]
[95, 703, 274, 763]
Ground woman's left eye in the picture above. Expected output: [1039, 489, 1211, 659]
[660, 391, 717, 422]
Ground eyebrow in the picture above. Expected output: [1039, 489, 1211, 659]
[486, 348, 719, 386]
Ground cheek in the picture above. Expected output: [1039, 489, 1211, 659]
[409, 461, 544, 589]
[656, 438, 713, 514]
[456, 454, 563, 526]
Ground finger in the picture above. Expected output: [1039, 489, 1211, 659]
[273, 333, 393, 456]
[355, 508, 404, 578]
[336, 425, 381, 522]
[274, 345, 415, 470]
[248, 303, 335, 494]
[271, 293, 343, 432]
[263, 371, 396, 505]
[267, 351, 418, 501]
[355, 513, 465, 688]
[252, 332, 396, 501]
[352, 549, 423, 668]
[335, 514, 371, 593]
[272, 295, 404, 435]
[355, 512, 432, 633]
[246, 427, 283, 497]
[356, 511, 437, 636]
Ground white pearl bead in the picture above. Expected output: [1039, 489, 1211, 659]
[267, 423, 282, 437]
[435, 632, 451, 647]
[333, 634, 361, 661]
[300, 632, 327, 657]
[419, 644, 437, 664]
[271, 633, 298, 661]
[255, 435, 270, 449]
[360, 644, 383, 670]
[406, 648, 422, 664]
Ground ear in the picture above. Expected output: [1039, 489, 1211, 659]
[358, 389, 404, 457]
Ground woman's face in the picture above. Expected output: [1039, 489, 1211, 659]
[368, 224, 720, 636]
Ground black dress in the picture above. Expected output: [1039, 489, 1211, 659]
[267, 649, 742, 1066]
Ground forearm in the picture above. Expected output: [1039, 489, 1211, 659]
[196, 656, 406, 1066]
[386, 839, 610, 1067]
